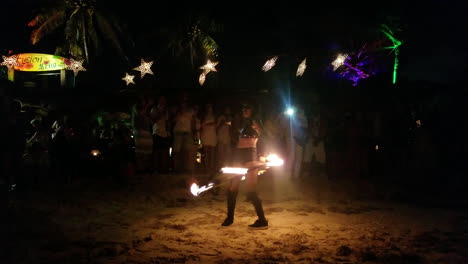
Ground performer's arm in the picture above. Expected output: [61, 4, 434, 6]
[251, 120, 261, 137]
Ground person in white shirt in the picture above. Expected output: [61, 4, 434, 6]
[172, 94, 197, 175]
[200, 103, 217, 176]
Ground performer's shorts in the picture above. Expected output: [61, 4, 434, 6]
[233, 148, 257, 166]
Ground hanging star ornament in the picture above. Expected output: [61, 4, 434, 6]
[133, 59, 154, 78]
[1, 55, 19, 69]
[331, 54, 348, 71]
[262, 56, 278, 72]
[122, 73, 135, 86]
[66, 58, 86, 76]
[296, 58, 307, 77]
[199, 59, 218, 74]
[199, 72, 207, 86]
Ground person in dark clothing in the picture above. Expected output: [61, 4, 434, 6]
[221, 103, 268, 229]
[5, 100, 28, 191]
[48, 118, 70, 184]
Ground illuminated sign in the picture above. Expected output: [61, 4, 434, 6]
[14, 53, 68, 71]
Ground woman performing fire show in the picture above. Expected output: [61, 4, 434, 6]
[221, 102, 268, 229]
[189, 103, 284, 228]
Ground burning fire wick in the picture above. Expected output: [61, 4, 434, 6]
[190, 154, 284, 196]
[190, 182, 214, 196]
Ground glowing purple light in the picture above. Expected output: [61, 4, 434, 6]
[338, 45, 375, 86]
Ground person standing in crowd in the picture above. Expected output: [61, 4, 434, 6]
[278, 103, 308, 180]
[26, 117, 50, 150]
[216, 105, 233, 170]
[172, 92, 197, 176]
[200, 103, 217, 177]
[5, 100, 28, 191]
[49, 116, 70, 184]
[23, 117, 50, 188]
[304, 113, 327, 176]
[132, 96, 154, 173]
[221, 102, 268, 229]
[259, 105, 282, 155]
[150, 95, 172, 174]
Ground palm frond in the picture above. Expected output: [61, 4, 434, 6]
[95, 12, 125, 57]
[86, 15, 99, 54]
[30, 10, 66, 44]
[64, 12, 81, 44]
[69, 43, 83, 58]
[198, 30, 218, 57]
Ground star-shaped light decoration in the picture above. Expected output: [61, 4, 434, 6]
[296, 58, 307, 77]
[122, 72, 135, 86]
[199, 59, 218, 74]
[133, 59, 154, 78]
[331, 54, 348, 71]
[198, 59, 218, 86]
[262, 56, 278, 72]
[1, 55, 19, 69]
[199, 72, 207, 86]
[66, 58, 86, 76]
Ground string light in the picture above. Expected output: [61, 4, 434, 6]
[262, 56, 278, 72]
[296, 58, 307, 76]
[122, 72, 135, 86]
[133, 59, 154, 78]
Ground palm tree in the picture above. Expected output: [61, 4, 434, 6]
[138, 13, 221, 69]
[177, 15, 221, 68]
[28, 0, 129, 63]
[380, 22, 403, 85]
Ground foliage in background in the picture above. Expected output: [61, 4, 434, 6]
[28, 0, 131, 63]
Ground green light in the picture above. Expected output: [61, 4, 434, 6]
[393, 49, 399, 84]
[97, 115, 103, 127]
[381, 24, 402, 85]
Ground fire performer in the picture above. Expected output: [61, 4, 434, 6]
[221, 102, 268, 229]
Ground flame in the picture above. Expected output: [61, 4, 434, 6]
[221, 167, 248, 174]
[265, 154, 284, 167]
[190, 182, 214, 196]
[191, 154, 284, 196]
[90, 149, 101, 156]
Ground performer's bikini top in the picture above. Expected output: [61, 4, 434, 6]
[239, 119, 259, 138]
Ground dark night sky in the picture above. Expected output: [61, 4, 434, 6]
[2, 0, 468, 86]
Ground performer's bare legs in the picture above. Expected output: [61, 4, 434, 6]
[222, 163, 267, 229]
